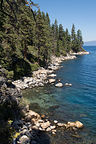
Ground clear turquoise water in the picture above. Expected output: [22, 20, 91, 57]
[23, 46, 96, 143]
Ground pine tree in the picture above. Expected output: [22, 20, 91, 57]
[46, 12, 50, 26]
[58, 24, 64, 41]
[36, 9, 51, 66]
[65, 28, 71, 52]
[71, 24, 76, 41]
[41, 11, 52, 66]
[51, 19, 59, 55]
[71, 24, 78, 52]
[57, 24, 64, 55]
[77, 29, 83, 50]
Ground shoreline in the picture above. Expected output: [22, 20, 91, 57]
[12, 54, 76, 90]
[12, 52, 88, 143]
[12, 105, 84, 144]
[0, 51, 89, 143]
[70, 51, 89, 55]
[12, 51, 89, 90]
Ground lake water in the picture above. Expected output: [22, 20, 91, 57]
[23, 46, 96, 144]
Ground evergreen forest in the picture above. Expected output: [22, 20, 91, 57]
[0, 0, 83, 79]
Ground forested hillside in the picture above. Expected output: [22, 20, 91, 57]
[0, 0, 83, 79]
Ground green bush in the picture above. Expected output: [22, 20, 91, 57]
[7, 71, 14, 79]
[30, 63, 39, 72]
[62, 50, 67, 56]
[56, 52, 60, 57]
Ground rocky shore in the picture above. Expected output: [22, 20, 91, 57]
[12, 105, 83, 144]
[12, 54, 76, 90]
[70, 51, 89, 55]
[12, 52, 89, 90]
[0, 64, 84, 143]
[0, 52, 89, 143]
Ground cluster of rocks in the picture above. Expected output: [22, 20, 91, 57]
[50, 55, 76, 65]
[48, 77, 72, 87]
[48, 54, 76, 71]
[12, 54, 76, 90]
[48, 81, 72, 88]
[13, 105, 83, 144]
[12, 68, 53, 90]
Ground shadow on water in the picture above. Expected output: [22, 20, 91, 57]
[32, 129, 50, 144]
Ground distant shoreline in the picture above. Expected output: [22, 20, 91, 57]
[83, 45, 96, 47]
[84, 40, 96, 46]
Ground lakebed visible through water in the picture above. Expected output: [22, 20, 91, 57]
[23, 46, 96, 144]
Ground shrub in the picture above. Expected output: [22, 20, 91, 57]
[56, 52, 60, 57]
[62, 51, 67, 56]
[7, 71, 14, 79]
[30, 63, 39, 72]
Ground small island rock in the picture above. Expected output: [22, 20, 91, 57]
[55, 83, 63, 87]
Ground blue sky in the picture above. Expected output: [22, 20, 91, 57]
[33, 0, 96, 42]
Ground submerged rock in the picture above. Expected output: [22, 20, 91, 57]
[65, 83, 72, 86]
[52, 129, 56, 135]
